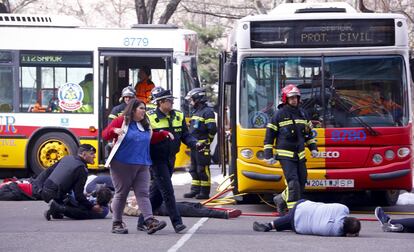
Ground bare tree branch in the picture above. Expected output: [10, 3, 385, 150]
[158, 0, 181, 24]
[135, 0, 148, 23]
[10, 0, 38, 13]
[181, 4, 247, 19]
[253, 0, 267, 14]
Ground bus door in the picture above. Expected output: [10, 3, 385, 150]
[98, 49, 174, 163]
[218, 51, 237, 177]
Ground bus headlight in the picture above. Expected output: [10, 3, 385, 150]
[256, 150, 265, 160]
[240, 149, 253, 159]
[372, 154, 383, 165]
[397, 147, 410, 158]
[384, 150, 395, 160]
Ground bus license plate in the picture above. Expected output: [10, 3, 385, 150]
[306, 179, 354, 188]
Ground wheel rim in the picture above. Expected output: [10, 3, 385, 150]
[37, 139, 69, 168]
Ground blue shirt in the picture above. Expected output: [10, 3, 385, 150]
[294, 200, 348, 236]
[114, 122, 152, 165]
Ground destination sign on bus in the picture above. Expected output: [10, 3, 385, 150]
[20, 52, 92, 66]
[250, 19, 395, 48]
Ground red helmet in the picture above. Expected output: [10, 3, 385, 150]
[281, 84, 300, 104]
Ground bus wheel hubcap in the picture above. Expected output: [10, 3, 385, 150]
[39, 141, 68, 168]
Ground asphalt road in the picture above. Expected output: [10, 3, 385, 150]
[1, 166, 414, 252]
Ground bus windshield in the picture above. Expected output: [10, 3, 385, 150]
[240, 55, 408, 129]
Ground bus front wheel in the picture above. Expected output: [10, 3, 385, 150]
[372, 190, 400, 206]
[29, 132, 78, 175]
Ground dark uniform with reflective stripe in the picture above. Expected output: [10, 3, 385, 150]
[264, 104, 317, 209]
[108, 103, 127, 124]
[143, 107, 197, 227]
[188, 104, 217, 197]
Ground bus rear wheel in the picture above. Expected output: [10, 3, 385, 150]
[372, 190, 400, 206]
[29, 132, 77, 175]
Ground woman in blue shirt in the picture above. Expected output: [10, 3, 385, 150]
[103, 98, 166, 235]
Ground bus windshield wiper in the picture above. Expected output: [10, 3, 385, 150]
[329, 81, 379, 136]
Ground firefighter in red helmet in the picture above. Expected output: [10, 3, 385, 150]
[263, 84, 318, 215]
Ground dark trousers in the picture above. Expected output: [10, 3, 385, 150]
[139, 156, 182, 226]
[279, 159, 307, 208]
[156, 202, 227, 219]
[62, 205, 108, 220]
[272, 199, 305, 232]
[189, 150, 211, 194]
[391, 218, 414, 233]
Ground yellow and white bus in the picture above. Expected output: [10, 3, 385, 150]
[0, 14, 198, 175]
[219, 2, 413, 205]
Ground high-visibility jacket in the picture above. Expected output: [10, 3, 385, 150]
[264, 104, 317, 161]
[135, 78, 154, 104]
[147, 108, 197, 161]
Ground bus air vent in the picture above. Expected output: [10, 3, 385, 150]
[0, 14, 81, 28]
[295, 7, 346, 13]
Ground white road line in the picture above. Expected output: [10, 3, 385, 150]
[167, 217, 209, 252]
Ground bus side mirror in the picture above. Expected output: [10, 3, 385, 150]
[224, 62, 237, 85]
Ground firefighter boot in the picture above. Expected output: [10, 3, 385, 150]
[195, 185, 210, 200]
[273, 194, 288, 216]
[183, 185, 200, 198]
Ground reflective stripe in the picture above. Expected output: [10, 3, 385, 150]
[264, 144, 273, 149]
[298, 151, 306, 159]
[294, 119, 307, 125]
[267, 123, 278, 131]
[287, 201, 296, 209]
[205, 165, 211, 182]
[306, 139, 316, 145]
[276, 149, 294, 158]
[191, 180, 201, 186]
[205, 118, 215, 124]
[200, 181, 210, 186]
[208, 134, 215, 139]
[191, 116, 205, 121]
[279, 120, 293, 127]
[108, 114, 117, 119]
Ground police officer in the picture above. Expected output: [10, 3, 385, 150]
[146, 86, 165, 112]
[108, 86, 135, 124]
[138, 89, 202, 233]
[263, 84, 318, 215]
[183, 88, 217, 199]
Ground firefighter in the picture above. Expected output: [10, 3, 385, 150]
[108, 86, 135, 124]
[263, 84, 318, 215]
[135, 66, 155, 104]
[183, 87, 217, 199]
[138, 89, 204, 233]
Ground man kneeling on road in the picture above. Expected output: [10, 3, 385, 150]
[253, 200, 360, 237]
[41, 144, 102, 219]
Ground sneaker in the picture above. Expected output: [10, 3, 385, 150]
[112, 221, 128, 234]
[253, 221, 272, 232]
[382, 223, 404, 232]
[145, 218, 167, 235]
[174, 224, 187, 233]
[273, 194, 288, 216]
[226, 209, 242, 218]
[375, 207, 390, 225]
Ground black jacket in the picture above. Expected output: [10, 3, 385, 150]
[148, 108, 197, 161]
[43, 155, 93, 209]
[264, 104, 317, 161]
[189, 104, 217, 144]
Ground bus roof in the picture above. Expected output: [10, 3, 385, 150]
[240, 2, 406, 22]
[0, 14, 83, 27]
